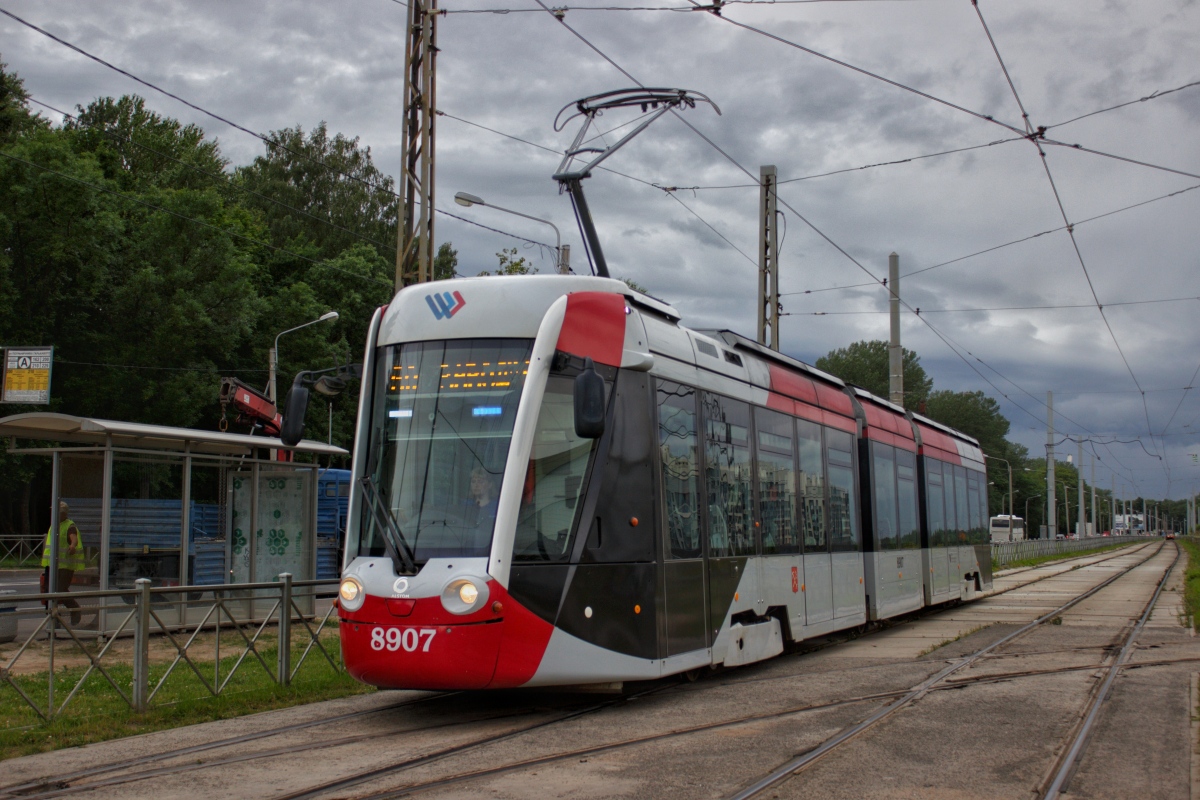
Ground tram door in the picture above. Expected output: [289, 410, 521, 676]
[797, 421, 834, 625]
[657, 382, 709, 655]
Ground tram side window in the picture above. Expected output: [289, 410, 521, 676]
[797, 419, 826, 553]
[924, 458, 946, 548]
[754, 407, 799, 554]
[703, 393, 755, 558]
[871, 442, 899, 551]
[953, 465, 970, 545]
[896, 449, 919, 549]
[513, 375, 597, 562]
[967, 471, 986, 544]
[826, 428, 860, 552]
[657, 381, 702, 559]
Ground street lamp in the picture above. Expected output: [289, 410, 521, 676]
[269, 311, 339, 403]
[1025, 494, 1042, 535]
[454, 192, 564, 273]
[986, 454, 1014, 519]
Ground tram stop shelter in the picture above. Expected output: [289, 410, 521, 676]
[0, 412, 348, 633]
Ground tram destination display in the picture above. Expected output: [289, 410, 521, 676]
[1, 346, 53, 404]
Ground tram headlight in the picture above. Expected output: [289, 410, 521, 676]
[441, 578, 488, 615]
[459, 583, 479, 605]
[339, 576, 366, 612]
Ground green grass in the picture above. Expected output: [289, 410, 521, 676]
[1178, 537, 1200, 631]
[0, 630, 374, 760]
[999, 542, 1137, 571]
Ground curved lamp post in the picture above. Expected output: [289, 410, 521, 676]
[454, 192, 563, 273]
[269, 311, 339, 403]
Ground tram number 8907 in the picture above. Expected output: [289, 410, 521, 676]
[371, 627, 437, 653]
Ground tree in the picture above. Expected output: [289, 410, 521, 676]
[235, 122, 397, 263]
[619, 277, 647, 293]
[815, 340, 932, 407]
[433, 242, 458, 281]
[478, 247, 535, 276]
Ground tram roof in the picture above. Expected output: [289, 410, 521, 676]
[0, 412, 348, 457]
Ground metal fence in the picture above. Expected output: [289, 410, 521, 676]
[0, 575, 342, 723]
[991, 535, 1147, 569]
[0, 535, 42, 568]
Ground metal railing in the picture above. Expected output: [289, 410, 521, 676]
[0, 535, 42, 568]
[0, 575, 342, 723]
[991, 535, 1146, 569]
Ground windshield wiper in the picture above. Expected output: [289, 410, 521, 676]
[359, 476, 417, 574]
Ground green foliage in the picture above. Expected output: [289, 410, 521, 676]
[620, 277, 648, 293]
[478, 247, 535, 276]
[0, 64, 403, 532]
[815, 340, 932, 408]
[433, 241, 458, 281]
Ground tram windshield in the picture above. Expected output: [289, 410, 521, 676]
[359, 338, 533, 567]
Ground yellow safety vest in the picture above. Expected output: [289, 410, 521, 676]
[42, 519, 86, 571]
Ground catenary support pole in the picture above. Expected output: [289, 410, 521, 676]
[1077, 438, 1085, 536]
[1047, 392, 1056, 538]
[888, 253, 903, 406]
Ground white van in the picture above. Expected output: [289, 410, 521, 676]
[989, 515, 1026, 543]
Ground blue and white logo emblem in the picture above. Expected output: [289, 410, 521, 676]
[425, 291, 466, 320]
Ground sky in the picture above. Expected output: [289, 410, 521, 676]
[1, 0, 1198, 502]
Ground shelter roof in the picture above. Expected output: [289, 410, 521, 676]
[0, 413, 347, 458]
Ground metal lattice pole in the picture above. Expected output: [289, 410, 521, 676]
[395, 0, 438, 289]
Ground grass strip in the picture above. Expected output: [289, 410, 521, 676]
[0, 633, 374, 760]
[999, 541, 1138, 571]
[1177, 537, 1200, 631]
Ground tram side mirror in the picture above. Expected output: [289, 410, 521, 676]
[280, 374, 311, 447]
[574, 357, 606, 439]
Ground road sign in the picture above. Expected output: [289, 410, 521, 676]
[2, 346, 53, 404]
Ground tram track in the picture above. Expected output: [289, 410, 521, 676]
[2, 542, 1169, 800]
[0, 692, 456, 799]
[271, 543, 1177, 800]
[725, 540, 1176, 800]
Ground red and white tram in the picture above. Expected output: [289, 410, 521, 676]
[284, 274, 992, 690]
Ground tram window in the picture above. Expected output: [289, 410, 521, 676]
[925, 459, 946, 548]
[896, 449, 919, 549]
[871, 442, 899, 551]
[953, 465, 970, 545]
[658, 381, 702, 559]
[797, 419, 825, 553]
[826, 428, 859, 552]
[754, 407, 798, 555]
[513, 375, 597, 562]
[967, 471, 985, 544]
[703, 393, 754, 557]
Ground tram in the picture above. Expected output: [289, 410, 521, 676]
[282, 274, 992, 690]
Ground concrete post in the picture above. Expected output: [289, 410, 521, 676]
[888, 253, 903, 406]
[1077, 438, 1085, 536]
[277, 573, 292, 686]
[1046, 392, 1056, 538]
[133, 578, 152, 712]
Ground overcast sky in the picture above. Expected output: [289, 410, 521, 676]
[2, 0, 1198, 503]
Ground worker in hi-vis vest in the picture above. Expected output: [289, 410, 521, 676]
[42, 501, 84, 624]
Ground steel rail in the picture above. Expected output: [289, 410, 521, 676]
[1040, 541, 1180, 798]
[725, 542, 1167, 800]
[0, 693, 454, 799]
[9, 697, 610, 800]
[275, 546, 1168, 800]
[270, 682, 675, 800]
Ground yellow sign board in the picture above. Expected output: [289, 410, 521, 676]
[2, 347, 53, 404]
